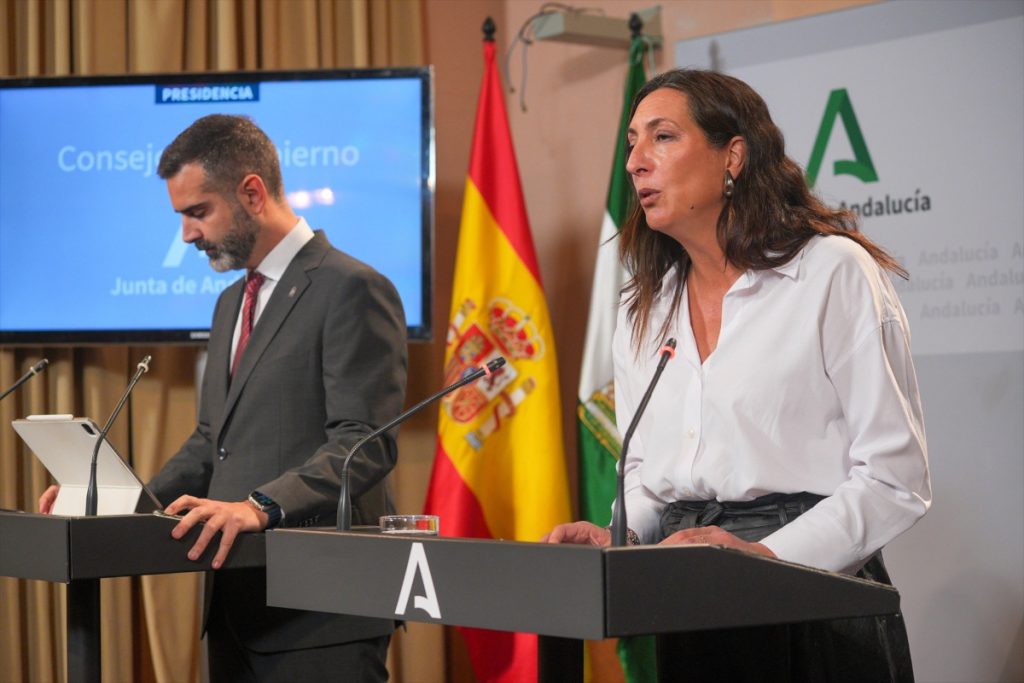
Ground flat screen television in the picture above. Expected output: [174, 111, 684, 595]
[0, 68, 433, 343]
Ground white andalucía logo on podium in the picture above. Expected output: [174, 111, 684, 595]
[394, 542, 441, 619]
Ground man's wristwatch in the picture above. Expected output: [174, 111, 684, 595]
[248, 490, 283, 530]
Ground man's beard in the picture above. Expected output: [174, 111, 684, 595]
[196, 205, 261, 272]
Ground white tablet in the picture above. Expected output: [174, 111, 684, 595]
[13, 415, 163, 516]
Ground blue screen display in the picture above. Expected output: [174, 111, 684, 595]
[0, 71, 432, 342]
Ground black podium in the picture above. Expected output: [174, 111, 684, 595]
[0, 510, 264, 683]
[265, 529, 899, 681]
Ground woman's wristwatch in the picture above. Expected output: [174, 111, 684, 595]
[606, 526, 642, 545]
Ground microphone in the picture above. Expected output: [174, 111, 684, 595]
[85, 355, 152, 516]
[0, 358, 49, 402]
[337, 356, 507, 531]
[611, 338, 676, 547]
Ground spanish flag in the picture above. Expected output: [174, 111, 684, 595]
[423, 32, 571, 683]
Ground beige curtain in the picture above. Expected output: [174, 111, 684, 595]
[0, 1, 424, 681]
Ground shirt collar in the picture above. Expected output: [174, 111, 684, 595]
[253, 217, 315, 282]
[658, 241, 809, 298]
[732, 246, 806, 292]
[768, 248, 805, 280]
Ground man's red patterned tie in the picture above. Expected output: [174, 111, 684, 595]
[231, 270, 265, 376]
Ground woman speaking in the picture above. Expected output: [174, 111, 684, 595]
[544, 69, 930, 681]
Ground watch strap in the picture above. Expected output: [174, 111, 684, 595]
[248, 490, 283, 530]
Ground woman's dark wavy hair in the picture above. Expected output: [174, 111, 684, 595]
[619, 69, 906, 349]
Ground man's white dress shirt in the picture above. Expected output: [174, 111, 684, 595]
[230, 218, 316, 361]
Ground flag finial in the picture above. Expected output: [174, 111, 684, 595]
[482, 17, 496, 42]
[629, 13, 643, 38]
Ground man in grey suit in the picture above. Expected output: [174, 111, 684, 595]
[148, 114, 407, 681]
[42, 114, 405, 679]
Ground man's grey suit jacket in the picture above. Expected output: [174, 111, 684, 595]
[149, 230, 408, 652]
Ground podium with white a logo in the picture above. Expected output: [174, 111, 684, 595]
[265, 529, 900, 681]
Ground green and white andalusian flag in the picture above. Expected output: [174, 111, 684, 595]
[576, 35, 656, 683]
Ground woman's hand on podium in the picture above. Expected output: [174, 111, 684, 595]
[38, 485, 59, 514]
[163, 495, 268, 570]
[659, 524, 777, 558]
[540, 521, 611, 547]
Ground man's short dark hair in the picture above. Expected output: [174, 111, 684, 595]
[157, 114, 284, 199]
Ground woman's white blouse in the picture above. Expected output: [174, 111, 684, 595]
[613, 235, 931, 573]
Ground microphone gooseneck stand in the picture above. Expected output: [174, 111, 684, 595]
[0, 358, 49, 402]
[85, 355, 152, 516]
[610, 339, 676, 547]
[336, 357, 507, 531]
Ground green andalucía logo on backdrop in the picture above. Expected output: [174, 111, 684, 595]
[805, 88, 878, 187]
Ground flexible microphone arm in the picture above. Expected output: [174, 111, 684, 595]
[85, 355, 152, 516]
[0, 359, 49, 402]
[337, 356, 507, 531]
[611, 339, 676, 547]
